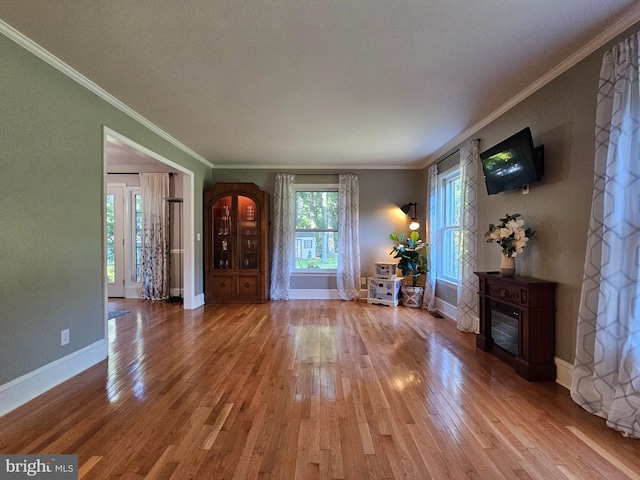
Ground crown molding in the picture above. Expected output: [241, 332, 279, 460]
[0, 19, 214, 169]
[420, 4, 640, 168]
[212, 162, 422, 170]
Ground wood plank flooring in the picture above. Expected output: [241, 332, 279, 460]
[1, 299, 639, 479]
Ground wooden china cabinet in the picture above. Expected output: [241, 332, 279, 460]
[204, 183, 269, 303]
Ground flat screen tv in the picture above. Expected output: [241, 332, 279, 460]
[480, 127, 544, 195]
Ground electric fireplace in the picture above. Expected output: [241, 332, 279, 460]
[475, 272, 557, 381]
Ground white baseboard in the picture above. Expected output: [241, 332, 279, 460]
[124, 286, 140, 298]
[184, 293, 204, 310]
[555, 357, 573, 389]
[434, 298, 458, 322]
[0, 340, 107, 417]
[433, 298, 479, 333]
[289, 289, 342, 300]
[122, 290, 203, 309]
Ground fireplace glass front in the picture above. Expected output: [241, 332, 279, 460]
[489, 300, 519, 356]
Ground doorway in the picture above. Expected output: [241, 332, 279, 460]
[103, 127, 197, 310]
[106, 184, 125, 297]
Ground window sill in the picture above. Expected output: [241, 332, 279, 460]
[436, 277, 458, 288]
[292, 270, 337, 276]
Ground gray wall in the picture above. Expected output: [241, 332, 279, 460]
[210, 169, 425, 286]
[0, 33, 212, 386]
[431, 22, 640, 363]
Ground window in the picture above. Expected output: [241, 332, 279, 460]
[294, 185, 338, 271]
[106, 193, 116, 283]
[438, 167, 461, 283]
[132, 191, 143, 283]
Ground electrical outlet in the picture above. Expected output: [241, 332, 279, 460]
[61, 329, 69, 346]
[361, 277, 366, 286]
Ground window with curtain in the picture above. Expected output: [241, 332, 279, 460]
[271, 174, 360, 300]
[270, 174, 295, 300]
[337, 174, 360, 300]
[424, 140, 478, 332]
[570, 31, 640, 439]
[456, 139, 480, 333]
[438, 167, 461, 284]
[294, 185, 339, 272]
[422, 164, 438, 310]
[139, 172, 169, 301]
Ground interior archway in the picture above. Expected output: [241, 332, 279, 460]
[102, 127, 197, 323]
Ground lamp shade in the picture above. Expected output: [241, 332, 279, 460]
[401, 202, 419, 230]
[400, 202, 415, 215]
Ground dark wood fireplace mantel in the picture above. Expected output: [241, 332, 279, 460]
[475, 271, 557, 381]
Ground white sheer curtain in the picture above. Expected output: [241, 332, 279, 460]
[422, 164, 438, 310]
[140, 173, 170, 300]
[571, 32, 640, 439]
[337, 174, 361, 300]
[270, 174, 296, 300]
[456, 139, 479, 332]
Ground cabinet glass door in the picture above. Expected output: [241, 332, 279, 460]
[212, 195, 232, 270]
[238, 195, 259, 270]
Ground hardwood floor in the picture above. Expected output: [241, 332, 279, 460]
[1, 299, 639, 479]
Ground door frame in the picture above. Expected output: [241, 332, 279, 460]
[102, 127, 198, 322]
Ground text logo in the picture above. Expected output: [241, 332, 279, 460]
[0, 455, 78, 479]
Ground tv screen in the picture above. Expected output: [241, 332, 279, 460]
[480, 127, 542, 195]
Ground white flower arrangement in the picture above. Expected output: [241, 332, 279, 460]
[485, 213, 535, 258]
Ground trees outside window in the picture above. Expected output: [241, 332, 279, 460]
[295, 188, 338, 270]
[438, 168, 461, 283]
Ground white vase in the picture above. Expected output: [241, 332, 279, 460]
[500, 255, 516, 276]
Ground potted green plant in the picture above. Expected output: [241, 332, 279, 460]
[389, 231, 428, 307]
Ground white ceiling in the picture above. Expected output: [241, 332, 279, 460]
[1, 1, 639, 169]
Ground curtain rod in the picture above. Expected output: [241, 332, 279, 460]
[436, 138, 480, 165]
[436, 149, 459, 165]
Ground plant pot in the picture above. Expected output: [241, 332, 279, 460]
[500, 255, 516, 276]
[401, 285, 424, 307]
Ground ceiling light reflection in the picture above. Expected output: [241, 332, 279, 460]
[391, 371, 419, 391]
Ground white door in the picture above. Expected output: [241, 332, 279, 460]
[107, 185, 125, 297]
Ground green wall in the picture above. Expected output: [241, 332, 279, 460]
[0, 33, 212, 386]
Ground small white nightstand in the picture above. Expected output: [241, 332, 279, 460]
[367, 277, 403, 307]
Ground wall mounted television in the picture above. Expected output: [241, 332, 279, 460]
[480, 127, 544, 195]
